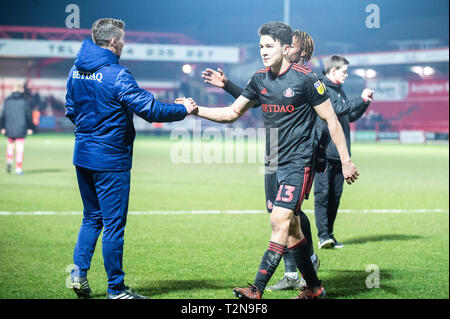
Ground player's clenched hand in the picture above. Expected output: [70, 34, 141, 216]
[179, 97, 198, 115]
[361, 89, 374, 102]
[342, 160, 359, 185]
[201, 68, 228, 88]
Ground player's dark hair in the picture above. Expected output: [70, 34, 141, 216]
[293, 30, 315, 64]
[258, 21, 293, 46]
[324, 55, 349, 74]
[91, 18, 125, 47]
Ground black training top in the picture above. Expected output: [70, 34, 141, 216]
[242, 63, 329, 167]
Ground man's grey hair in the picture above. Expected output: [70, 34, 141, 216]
[323, 55, 349, 74]
[91, 18, 125, 47]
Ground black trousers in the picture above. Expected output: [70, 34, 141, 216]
[313, 159, 344, 241]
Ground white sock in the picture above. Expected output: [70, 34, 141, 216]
[285, 272, 299, 280]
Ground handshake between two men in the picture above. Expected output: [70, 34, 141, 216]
[176, 97, 199, 116]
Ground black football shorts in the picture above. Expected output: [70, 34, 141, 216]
[265, 165, 314, 215]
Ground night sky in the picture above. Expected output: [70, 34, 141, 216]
[1, 0, 448, 53]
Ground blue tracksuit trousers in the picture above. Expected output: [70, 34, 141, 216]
[72, 166, 130, 295]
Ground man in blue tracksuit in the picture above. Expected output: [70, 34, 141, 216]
[65, 18, 197, 299]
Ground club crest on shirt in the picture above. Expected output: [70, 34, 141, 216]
[283, 88, 294, 97]
[314, 80, 325, 95]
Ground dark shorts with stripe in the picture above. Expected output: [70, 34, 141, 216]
[265, 165, 314, 215]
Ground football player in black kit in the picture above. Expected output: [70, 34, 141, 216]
[201, 30, 320, 292]
[194, 21, 359, 299]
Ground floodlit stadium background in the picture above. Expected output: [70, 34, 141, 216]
[0, 0, 448, 300]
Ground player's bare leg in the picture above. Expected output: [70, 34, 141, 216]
[287, 214, 303, 247]
[270, 206, 295, 244]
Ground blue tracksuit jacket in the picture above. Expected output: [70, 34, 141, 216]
[65, 39, 187, 171]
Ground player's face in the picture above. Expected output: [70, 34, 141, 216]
[334, 64, 349, 84]
[288, 35, 302, 63]
[259, 35, 285, 68]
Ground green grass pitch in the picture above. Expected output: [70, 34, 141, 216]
[0, 133, 448, 299]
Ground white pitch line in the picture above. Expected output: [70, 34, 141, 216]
[0, 209, 448, 216]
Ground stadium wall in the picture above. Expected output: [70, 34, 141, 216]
[1, 76, 448, 142]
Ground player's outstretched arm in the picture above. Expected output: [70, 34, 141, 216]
[195, 95, 256, 124]
[314, 99, 359, 184]
[116, 69, 189, 123]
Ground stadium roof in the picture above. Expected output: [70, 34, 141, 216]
[0, 25, 199, 44]
[0, 25, 240, 79]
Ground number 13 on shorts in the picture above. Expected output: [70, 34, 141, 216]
[276, 185, 296, 202]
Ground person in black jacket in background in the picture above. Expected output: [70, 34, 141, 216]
[0, 83, 33, 175]
[314, 55, 374, 249]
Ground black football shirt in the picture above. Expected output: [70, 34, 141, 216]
[242, 63, 329, 167]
